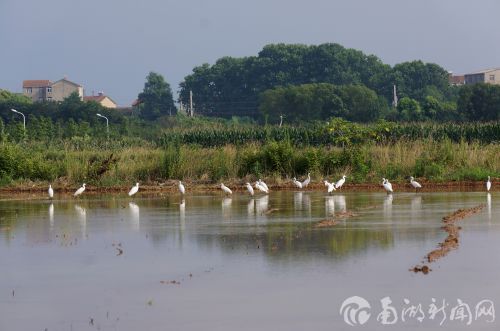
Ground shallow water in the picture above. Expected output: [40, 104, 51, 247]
[0, 191, 498, 330]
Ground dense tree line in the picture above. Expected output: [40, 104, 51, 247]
[179, 43, 452, 120]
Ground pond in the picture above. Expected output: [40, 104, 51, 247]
[0, 191, 498, 330]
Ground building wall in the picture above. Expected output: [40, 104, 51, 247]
[465, 70, 500, 85]
[23, 86, 48, 102]
[464, 73, 485, 85]
[485, 69, 500, 85]
[99, 97, 117, 108]
[51, 80, 83, 101]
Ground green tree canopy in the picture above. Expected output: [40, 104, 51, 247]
[457, 83, 500, 121]
[138, 72, 176, 120]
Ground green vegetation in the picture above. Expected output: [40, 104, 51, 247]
[0, 138, 498, 188]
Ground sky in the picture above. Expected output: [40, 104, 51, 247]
[1, 0, 499, 106]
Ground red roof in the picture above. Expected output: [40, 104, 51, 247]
[84, 95, 106, 102]
[449, 75, 465, 85]
[23, 80, 52, 88]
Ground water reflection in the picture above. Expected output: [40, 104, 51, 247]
[255, 195, 269, 216]
[74, 204, 86, 236]
[48, 203, 54, 228]
[334, 195, 346, 212]
[128, 202, 140, 231]
[487, 193, 491, 223]
[222, 197, 232, 219]
[293, 192, 302, 211]
[410, 195, 422, 221]
[247, 198, 255, 217]
[383, 194, 393, 220]
[325, 196, 335, 217]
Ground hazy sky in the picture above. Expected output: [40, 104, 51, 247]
[1, 0, 499, 105]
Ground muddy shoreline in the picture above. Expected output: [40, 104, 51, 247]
[0, 179, 494, 196]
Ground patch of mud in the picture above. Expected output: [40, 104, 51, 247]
[412, 204, 485, 274]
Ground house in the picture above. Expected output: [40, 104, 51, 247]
[51, 78, 84, 101]
[22, 77, 84, 102]
[84, 92, 117, 108]
[464, 68, 500, 85]
[22, 80, 52, 102]
[448, 74, 465, 86]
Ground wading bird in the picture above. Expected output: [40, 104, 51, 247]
[324, 180, 336, 193]
[245, 182, 255, 196]
[335, 175, 346, 190]
[255, 181, 268, 193]
[409, 176, 422, 192]
[259, 179, 269, 192]
[382, 178, 393, 194]
[74, 183, 86, 197]
[178, 181, 185, 195]
[302, 173, 311, 188]
[292, 177, 303, 189]
[486, 176, 491, 192]
[220, 183, 232, 195]
[48, 185, 54, 199]
[128, 183, 139, 196]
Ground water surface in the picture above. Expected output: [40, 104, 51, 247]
[0, 191, 498, 330]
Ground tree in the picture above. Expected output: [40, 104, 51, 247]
[457, 83, 500, 121]
[138, 72, 176, 120]
[340, 85, 385, 122]
[397, 97, 422, 121]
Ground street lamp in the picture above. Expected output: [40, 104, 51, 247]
[96, 113, 109, 137]
[11, 109, 26, 131]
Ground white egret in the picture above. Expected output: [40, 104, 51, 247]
[324, 180, 336, 193]
[486, 176, 491, 192]
[382, 178, 393, 194]
[48, 184, 54, 199]
[302, 173, 311, 188]
[245, 182, 255, 196]
[409, 176, 422, 192]
[128, 182, 139, 196]
[74, 183, 86, 197]
[220, 183, 232, 195]
[255, 181, 268, 194]
[178, 181, 186, 195]
[335, 175, 346, 190]
[292, 177, 303, 189]
[259, 179, 270, 192]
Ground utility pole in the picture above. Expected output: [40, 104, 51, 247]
[189, 90, 193, 117]
[96, 113, 109, 139]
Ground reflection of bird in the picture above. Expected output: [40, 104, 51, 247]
[128, 183, 139, 196]
[178, 181, 185, 195]
[292, 177, 303, 189]
[335, 175, 346, 190]
[335, 195, 346, 212]
[324, 180, 336, 193]
[220, 183, 232, 195]
[410, 176, 422, 192]
[325, 196, 335, 216]
[256, 195, 269, 215]
[128, 202, 140, 231]
[259, 179, 269, 192]
[74, 183, 86, 197]
[382, 178, 393, 194]
[49, 203, 54, 227]
[486, 176, 491, 192]
[48, 185, 54, 199]
[302, 173, 311, 188]
[245, 182, 254, 196]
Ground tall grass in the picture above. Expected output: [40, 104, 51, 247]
[1, 139, 498, 187]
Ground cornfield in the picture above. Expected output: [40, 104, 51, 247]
[159, 121, 500, 147]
